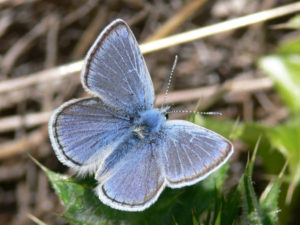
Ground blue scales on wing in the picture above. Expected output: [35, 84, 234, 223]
[158, 120, 233, 188]
[82, 19, 154, 115]
[49, 97, 132, 173]
[95, 137, 165, 211]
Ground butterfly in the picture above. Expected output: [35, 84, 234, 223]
[48, 18, 234, 212]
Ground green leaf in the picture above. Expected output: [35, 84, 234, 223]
[266, 116, 300, 203]
[214, 205, 222, 225]
[240, 123, 284, 175]
[277, 37, 300, 55]
[40, 170, 109, 224]
[192, 115, 243, 141]
[260, 163, 287, 225]
[259, 36, 300, 113]
[259, 55, 300, 113]
[271, 14, 300, 30]
[238, 140, 264, 225]
[287, 14, 300, 29]
[220, 189, 240, 225]
[33, 154, 230, 225]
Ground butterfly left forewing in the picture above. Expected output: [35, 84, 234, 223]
[82, 19, 154, 115]
[158, 120, 233, 188]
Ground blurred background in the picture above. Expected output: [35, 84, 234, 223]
[0, 0, 300, 224]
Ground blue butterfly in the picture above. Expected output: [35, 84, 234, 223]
[49, 19, 234, 211]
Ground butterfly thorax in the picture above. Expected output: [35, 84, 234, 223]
[132, 109, 165, 139]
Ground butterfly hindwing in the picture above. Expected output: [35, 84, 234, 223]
[95, 139, 165, 211]
[158, 120, 233, 188]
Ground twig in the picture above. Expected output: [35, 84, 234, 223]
[44, 14, 60, 68]
[156, 77, 273, 105]
[194, 83, 229, 112]
[140, 2, 300, 53]
[0, 126, 48, 160]
[0, 77, 274, 133]
[1, 16, 51, 75]
[72, 7, 107, 58]
[0, 9, 13, 38]
[0, 3, 298, 93]
[0, 162, 26, 181]
[0, 76, 80, 110]
[61, 0, 99, 28]
[144, 0, 207, 42]
[0, 61, 83, 94]
[127, 6, 149, 25]
[0, 111, 51, 133]
[261, 107, 289, 125]
[0, 0, 39, 7]
[27, 213, 49, 225]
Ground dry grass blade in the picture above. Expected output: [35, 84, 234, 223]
[155, 77, 273, 106]
[1, 15, 51, 75]
[0, 77, 273, 134]
[72, 7, 108, 58]
[0, 61, 83, 94]
[0, 2, 298, 95]
[0, 111, 51, 133]
[27, 213, 48, 225]
[0, 9, 13, 38]
[140, 2, 300, 53]
[61, 0, 99, 28]
[0, 0, 39, 7]
[144, 0, 207, 42]
[0, 126, 48, 160]
[44, 15, 60, 69]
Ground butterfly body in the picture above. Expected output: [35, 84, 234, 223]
[133, 108, 166, 139]
[49, 19, 233, 211]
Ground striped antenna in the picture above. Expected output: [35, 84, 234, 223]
[161, 55, 178, 109]
[167, 110, 223, 116]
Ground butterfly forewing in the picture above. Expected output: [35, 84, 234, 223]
[49, 97, 131, 173]
[158, 120, 233, 188]
[82, 19, 154, 115]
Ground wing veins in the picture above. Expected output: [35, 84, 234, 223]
[109, 44, 138, 98]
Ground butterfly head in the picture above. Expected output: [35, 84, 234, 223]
[160, 105, 171, 119]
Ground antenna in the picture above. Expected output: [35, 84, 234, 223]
[161, 55, 178, 109]
[167, 110, 222, 116]
[160, 55, 222, 117]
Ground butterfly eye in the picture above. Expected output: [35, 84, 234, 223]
[129, 116, 134, 123]
[165, 113, 169, 120]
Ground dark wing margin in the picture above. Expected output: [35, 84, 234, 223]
[158, 120, 233, 188]
[95, 140, 165, 211]
[81, 19, 154, 115]
[48, 97, 131, 175]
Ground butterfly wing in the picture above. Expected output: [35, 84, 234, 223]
[158, 120, 233, 188]
[95, 138, 165, 211]
[82, 19, 154, 115]
[48, 97, 131, 174]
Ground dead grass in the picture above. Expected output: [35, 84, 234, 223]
[0, 0, 299, 224]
